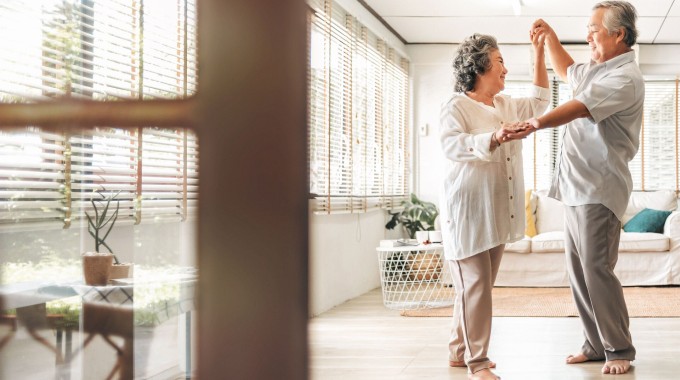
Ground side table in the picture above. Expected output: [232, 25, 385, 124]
[376, 243, 454, 310]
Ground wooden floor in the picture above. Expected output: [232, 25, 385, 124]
[309, 288, 680, 380]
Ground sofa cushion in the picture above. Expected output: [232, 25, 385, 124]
[622, 190, 676, 225]
[619, 232, 670, 252]
[525, 190, 537, 237]
[531, 231, 669, 253]
[623, 208, 672, 233]
[535, 190, 565, 234]
[532, 231, 565, 253]
[505, 236, 531, 253]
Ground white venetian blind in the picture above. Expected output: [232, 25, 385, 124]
[503, 78, 568, 191]
[307, 0, 409, 213]
[507, 78, 680, 193]
[0, 0, 198, 228]
[69, 128, 138, 226]
[140, 128, 199, 221]
[0, 129, 67, 224]
[637, 81, 676, 190]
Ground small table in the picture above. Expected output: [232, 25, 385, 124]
[0, 272, 197, 379]
[376, 242, 454, 310]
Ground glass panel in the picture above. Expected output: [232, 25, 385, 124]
[0, 126, 198, 379]
[0, 0, 198, 102]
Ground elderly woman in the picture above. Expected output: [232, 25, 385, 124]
[439, 33, 548, 380]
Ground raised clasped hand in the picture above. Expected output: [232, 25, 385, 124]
[498, 121, 536, 143]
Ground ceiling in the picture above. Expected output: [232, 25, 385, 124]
[361, 0, 680, 44]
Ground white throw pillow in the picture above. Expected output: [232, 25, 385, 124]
[622, 190, 677, 225]
[535, 189, 565, 234]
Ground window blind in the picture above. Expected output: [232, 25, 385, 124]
[307, 0, 409, 214]
[0, 0, 198, 228]
[638, 81, 676, 190]
[508, 78, 680, 193]
[501, 80, 563, 190]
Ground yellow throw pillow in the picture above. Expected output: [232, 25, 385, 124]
[525, 189, 537, 237]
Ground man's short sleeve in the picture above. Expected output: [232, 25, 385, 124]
[574, 74, 635, 124]
[567, 62, 587, 89]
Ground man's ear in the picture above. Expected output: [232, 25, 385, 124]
[615, 28, 626, 44]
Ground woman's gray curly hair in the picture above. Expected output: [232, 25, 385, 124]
[452, 34, 499, 93]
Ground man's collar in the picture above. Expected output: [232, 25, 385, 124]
[604, 50, 636, 70]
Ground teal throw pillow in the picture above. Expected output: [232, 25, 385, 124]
[623, 208, 672, 233]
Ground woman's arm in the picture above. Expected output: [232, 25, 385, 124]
[440, 103, 501, 162]
[531, 19, 574, 82]
[532, 28, 548, 89]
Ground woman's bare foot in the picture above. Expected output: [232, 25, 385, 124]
[449, 360, 496, 368]
[468, 368, 500, 380]
[602, 360, 631, 374]
[565, 353, 590, 364]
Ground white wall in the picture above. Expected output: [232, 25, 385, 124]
[309, 207, 401, 316]
[409, 43, 680, 208]
[307, 0, 410, 317]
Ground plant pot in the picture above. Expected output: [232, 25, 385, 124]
[109, 263, 133, 282]
[82, 252, 114, 286]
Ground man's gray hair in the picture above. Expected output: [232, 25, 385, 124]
[594, 1, 638, 46]
[452, 34, 499, 93]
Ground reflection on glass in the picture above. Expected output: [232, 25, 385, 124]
[0, 127, 199, 379]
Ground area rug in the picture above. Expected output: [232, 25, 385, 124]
[400, 287, 680, 318]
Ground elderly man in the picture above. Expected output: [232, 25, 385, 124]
[525, 1, 642, 376]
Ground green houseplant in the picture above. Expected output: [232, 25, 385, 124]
[86, 189, 121, 263]
[384, 193, 442, 284]
[82, 189, 131, 284]
[385, 193, 439, 239]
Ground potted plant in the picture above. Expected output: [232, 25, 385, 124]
[385, 193, 441, 282]
[82, 189, 131, 285]
[385, 193, 439, 239]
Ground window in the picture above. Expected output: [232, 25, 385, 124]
[0, 0, 198, 229]
[505, 79, 680, 192]
[637, 81, 677, 190]
[307, 0, 409, 214]
[503, 78, 567, 190]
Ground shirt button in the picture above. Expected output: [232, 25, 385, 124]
[468, 148, 473, 152]
[508, 177, 512, 180]
[510, 196, 513, 200]
[507, 158, 510, 161]
[511, 215, 514, 219]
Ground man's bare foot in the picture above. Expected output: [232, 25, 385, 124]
[449, 360, 496, 368]
[602, 360, 631, 375]
[565, 353, 590, 364]
[468, 368, 500, 380]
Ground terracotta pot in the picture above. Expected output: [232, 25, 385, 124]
[82, 253, 114, 286]
[109, 263, 133, 282]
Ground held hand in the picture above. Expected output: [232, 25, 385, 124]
[530, 27, 546, 51]
[525, 117, 541, 130]
[530, 19, 555, 41]
[497, 121, 536, 143]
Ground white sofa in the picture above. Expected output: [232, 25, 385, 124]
[496, 190, 680, 287]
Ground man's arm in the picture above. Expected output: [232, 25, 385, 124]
[531, 19, 574, 82]
[528, 99, 591, 130]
